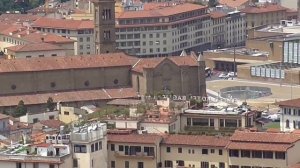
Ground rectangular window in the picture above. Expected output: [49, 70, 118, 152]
[33, 118, 38, 123]
[95, 142, 99, 151]
[202, 149, 208, 154]
[119, 145, 124, 151]
[64, 111, 69, 115]
[241, 150, 250, 158]
[219, 149, 223, 155]
[165, 160, 173, 167]
[91, 144, 95, 152]
[138, 162, 144, 168]
[99, 141, 102, 150]
[220, 119, 224, 127]
[33, 163, 39, 168]
[219, 162, 225, 168]
[73, 159, 78, 168]
[178, 147, 182, 153]
[111, 161, 115, 168]
[166, 147, 171, 153]
[263, 151, 273, 159]
[26, 56, 32, 58]
[229, 150, 239, 157]
[210, 119, 214, 127]
[252, 151, 262, 158]
[275, 152, 286, 159]
[201, 162, 209, 168]
[16, 163, 22, 168]
[125, 161, 129, 168]
[111, 144, 115, 151]
[49, 165, 55, 168]
[49, 115, 54, 120]
[211, 149, 215, 153]
[74, 144, 87, 153]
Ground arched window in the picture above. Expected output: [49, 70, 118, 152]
[286, 119, 290, 128]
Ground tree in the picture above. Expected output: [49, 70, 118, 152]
[15, 100, 27, 117]
[208, 0, 218, 7]
[46, 97, 55, 111]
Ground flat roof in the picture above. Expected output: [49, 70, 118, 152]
[204, 47, 269, 57]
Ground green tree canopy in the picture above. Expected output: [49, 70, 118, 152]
[46, 97, 55, 111]
[14, 100, 27, 117]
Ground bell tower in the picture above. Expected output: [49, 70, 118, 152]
[93, 0, 116, 54]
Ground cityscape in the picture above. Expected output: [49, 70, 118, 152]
[0, 0, 300, 168]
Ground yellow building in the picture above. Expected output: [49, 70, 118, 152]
[59, 106, 87, 124]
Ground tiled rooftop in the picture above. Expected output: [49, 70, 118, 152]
[163, 134, 229, 147]
[218, 0, 250, 8]
[117, 3, 207, 19]
[0, 53, 136, 73]
[241, 4, 287, 14]
[6, 43, 64, 52]
[0, 88, 138, 107]
[32, 18, 93, 30]
[276, 98, 300, 108]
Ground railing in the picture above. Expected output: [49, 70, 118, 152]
[0, 154, 67, 163]
[71, 129, 106, 142]
[114, 151, 155, 159]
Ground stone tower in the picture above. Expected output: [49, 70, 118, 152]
[93, 0, 116, 54]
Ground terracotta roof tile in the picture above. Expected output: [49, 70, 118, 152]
[276, 98, 300, 108]
[241, 4, 287, 14]
[32, 18, 93, 30]
[117, 3, 207, 19]
[0, 88, 137, 107]
[219, 0, 250, 8]
[230, 131, 300, 143]
[132, 55, 198, 73]
[163, 134, 229, 147]
[6, 43, 64, 52]
[0, 53, 134, 73]
[108, 134, 163, 144]
[22, 32, 75, 44]
[9, 122, 32, 131]
[226, 142, 293, 151]
[39, 120, 64, 129]
[0, 14, 41, 24]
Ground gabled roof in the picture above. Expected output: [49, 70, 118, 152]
[132, 55, 198, 73]
[32, 18, 94, 30]
[6, 43, 64, 52]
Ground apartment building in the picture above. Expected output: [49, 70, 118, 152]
[32, 18, 94, 55]
[106, 130, 300, 168]
[227, 131, 300, 168]
[276, 98, 300, 132]
[225, 11, 247, 47]
[241, 4, 287, 29]
[115, 3, 212, 57]
[161, 134, 229, 168]
[180, 107, 259, 134]
[0, 25, 75, 57]
[70, 122, 108, 168]
[107, 134, 162, 168]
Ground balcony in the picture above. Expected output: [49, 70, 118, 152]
[114, 151, 155, 159]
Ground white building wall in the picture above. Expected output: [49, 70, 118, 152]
[280, 106, 300, 132]
[19, 111, 59, 124]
